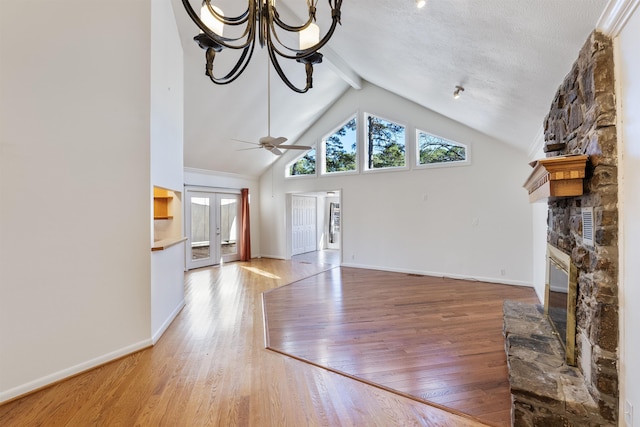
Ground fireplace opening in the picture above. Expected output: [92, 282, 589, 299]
[545, 243, 578, 366]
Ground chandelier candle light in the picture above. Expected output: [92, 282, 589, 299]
[182, 0, 343, 93]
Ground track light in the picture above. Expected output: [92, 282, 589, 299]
[453, 85, 464, 99]
[416, 0, 426, 8]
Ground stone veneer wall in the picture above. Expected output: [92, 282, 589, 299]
[543, 31, 618, 424]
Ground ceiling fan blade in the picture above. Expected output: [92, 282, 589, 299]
[270, 137, 288, 146]
[259, 135, 287, 145]
[232, 138, 260, 146]
[277, 145, 313, 150]
[236, 147, 262, 151]
[269, 147, 283, 155]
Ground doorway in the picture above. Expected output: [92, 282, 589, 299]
[286, 191, 341, 261]
[186, 190, 240, 270]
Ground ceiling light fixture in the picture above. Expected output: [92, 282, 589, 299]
[416, 0, 426, 8]
[453, 85, 465, 99]
[181, 0, 343, 93]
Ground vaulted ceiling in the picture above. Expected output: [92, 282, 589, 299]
[172, 0, 609, 177]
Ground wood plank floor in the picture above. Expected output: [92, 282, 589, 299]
[0, 259, 493, 427]
[263, 267, 539, 427]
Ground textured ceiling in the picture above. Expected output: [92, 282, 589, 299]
[173, 0, 609, 177]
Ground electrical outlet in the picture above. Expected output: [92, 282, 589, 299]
[625, 400, 633, 426]
[500, 269, 506, 276]
[351, 253, 355, 260]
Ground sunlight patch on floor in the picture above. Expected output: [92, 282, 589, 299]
[241, 266, 281, 279]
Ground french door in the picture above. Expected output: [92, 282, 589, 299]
[186, 190, 240, 270]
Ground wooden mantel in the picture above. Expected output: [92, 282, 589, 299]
[523, 155, 588, 203]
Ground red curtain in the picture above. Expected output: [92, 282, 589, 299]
[239, 188, 251, 261]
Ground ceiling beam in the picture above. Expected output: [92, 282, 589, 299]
[270, 0, 363, 90]
[322, 47, 363, 90]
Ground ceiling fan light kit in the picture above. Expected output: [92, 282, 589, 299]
[182, 0, 343, 93]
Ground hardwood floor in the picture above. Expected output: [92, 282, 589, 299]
[292, 249, 341, 266]
[0, 259, 491, 427]
[263, 268, 539, 427]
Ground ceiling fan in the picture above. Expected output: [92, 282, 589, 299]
[234, 61, 313, 156]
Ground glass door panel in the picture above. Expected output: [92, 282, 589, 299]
[219, 195, 240, 262]
[190, 196, 210, 261]
[186, 192, 218, 270]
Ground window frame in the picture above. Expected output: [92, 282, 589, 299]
[320, 115, 359, 176]
[415, 129, 470, 169]
[362, 112, 409, 173]
[285, 146, 318, 179]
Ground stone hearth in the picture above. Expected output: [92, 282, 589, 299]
[503, 301, 612, 426]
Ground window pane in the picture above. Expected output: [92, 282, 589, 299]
[190, 197, 210, 260]
[323, 118, 357, 173]
[417, 131, 467, 165]
[365, 115, 406, 169]
[220, 197, 238, 256]
[288, 148, 316, 176]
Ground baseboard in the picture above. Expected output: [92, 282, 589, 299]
[152, 299, 185, 345]
[0, 338, 153, 404]
[339, 262, 533, 288]
[259, 254, 286, 260]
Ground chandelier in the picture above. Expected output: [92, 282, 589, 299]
[181, 0, 343, 93]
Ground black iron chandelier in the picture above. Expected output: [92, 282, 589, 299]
[181, 0, 343, 93]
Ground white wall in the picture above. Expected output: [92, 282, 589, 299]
[260, 82, 534, 286]
[151, 0, 184, 191]
[0, 1, 152, 401]
[529, 140, 550, 301]
[150, 0, 185, 342]
[184, 168, 261, 258]
[617, 6, 640, 425]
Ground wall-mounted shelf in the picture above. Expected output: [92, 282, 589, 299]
[523, 155, 588, 203]
[154, 188, 173, 220]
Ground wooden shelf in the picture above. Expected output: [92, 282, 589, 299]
[153, 188, 173, 220]
[523, 155, 588, 203]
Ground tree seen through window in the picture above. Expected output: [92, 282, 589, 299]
[323, 117, 357, 173]
[288, 148, 316, 176]
[417, 131, 467, 165]
[365, 115, 406, 170]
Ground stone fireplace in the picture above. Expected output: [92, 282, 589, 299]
[505, 31, 619, 426]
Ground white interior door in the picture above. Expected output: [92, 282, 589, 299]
[292, 195, 317, 255]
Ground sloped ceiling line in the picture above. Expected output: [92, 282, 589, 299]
[175, 0, 611, 177]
